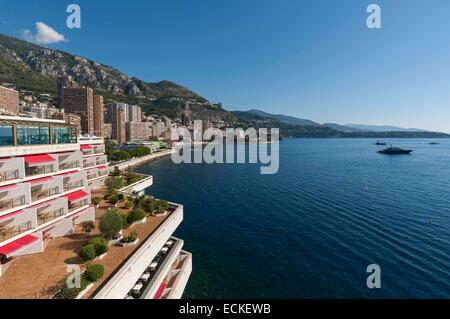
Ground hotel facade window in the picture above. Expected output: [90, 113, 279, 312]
[17, 126, 51, 145]
[53, 127, 77, 144]
[0, 125, 13, 146]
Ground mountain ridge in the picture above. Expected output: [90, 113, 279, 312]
[0, 33, 448, 138]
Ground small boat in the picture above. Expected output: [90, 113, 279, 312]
[429, 142, 439, 145]
[378, 146, 413, 155]
[375, 141, 387, 146]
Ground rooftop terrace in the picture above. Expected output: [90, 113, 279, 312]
[0, 188, 173, 299]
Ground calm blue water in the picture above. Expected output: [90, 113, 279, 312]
[138, 139, 450, 298]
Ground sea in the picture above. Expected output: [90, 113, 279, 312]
[137, 138, 450, 298]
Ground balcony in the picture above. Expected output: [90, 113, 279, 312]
[96, 156, 107, 166]
[29, 178, 61, 203]
[56, 150, 82, 172]
[0, 196, 26, 213]
[82, 158, 96, 169]
[37, 208, 65, 226]
[93, 144, 105, 155]
[63, 190, 90, 212]
[23, 154, 57, 178]
[0, 170, 19, 184]
[56, 171, 86, 193]
[83, 155, 107, 169]
[0, 222, 33, 242]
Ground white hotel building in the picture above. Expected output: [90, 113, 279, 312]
[0, 115, 191, 299]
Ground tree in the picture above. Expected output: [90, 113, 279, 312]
[99, 209, 123, 239]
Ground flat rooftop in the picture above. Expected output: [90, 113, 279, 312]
[0, 189, 170, 299]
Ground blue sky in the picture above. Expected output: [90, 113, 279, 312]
[1, 0, 450, 132]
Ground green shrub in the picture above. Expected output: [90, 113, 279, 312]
[139, 196, 155, 213]
[122, 199, 133, 209]
[79, 244, 97, 261]
[154, 200, 169, 214]
[127, 208, 146, 224]
[92, 197, 102, 206]
[117, 193, 124, 201]
[120, 231, 138, 244]
[108, 194, 119, 205]
[84, 264, 105, 282]
[99, 209, 123, 239]
[89, 237, 108, 256]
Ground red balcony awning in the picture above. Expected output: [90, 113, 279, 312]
[0, 235, 39, 258]
[64, 190, 89, 203]
[80, 145, 93, 150]
[23, 154, 56, 167]
[97, 165, 108, 170]
[0, 184, 18, 193]
[153, 282, 167, 299]
[0, 210, 24, 221]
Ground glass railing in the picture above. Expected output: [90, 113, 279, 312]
[87, 174, 97, 180]
[83, 161, 96, 169]
[59, 161, 80, 171]
[93, 146, 105, 154]
[0, 170, 20, 183]
[31, 187, 59, 202]
[82, 150, 94, 156]
[69, 199, 89, 212]
[63, 180, 84, 192]
[37, 208, 65, 226]
[98, 170, 109, 177]
[26, 165, 55, 177]
[96, 160, 107, 165]
[0, 196, 26, 212]
[0, 221, 32, 241]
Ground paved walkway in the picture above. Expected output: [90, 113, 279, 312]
[113, 150, 174, 171]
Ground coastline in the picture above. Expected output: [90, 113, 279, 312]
[112, 149, 174, 171]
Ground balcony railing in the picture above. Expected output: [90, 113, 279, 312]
[0, 221, 33, 241]
[26, 165, 55, 177]
[82, 149, 94, 156]
[31, 187, 59, 202]
[87, 173, 97, 180]
[59, 161, 80, 171]
[37, 208, 65, 226]
[63, 180, 84, 192]
[93, 146, 105, 154]
[0, 195, 26, 213]
[68, 199, 89, 212]
[98, 170, 109, 177]
[96, 159, 107, 165]
[83, 161, 96, 169]
[0, 170, 20, 183]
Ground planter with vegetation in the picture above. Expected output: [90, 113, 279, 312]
[92, 197, 102, 208]
[118, 231, 139, 247]
[53, 264, 105, 299]
[152, 200, 170, 216]
[127, 208, 146, 225]
[79, 237, 109, 261]
[99, 209, 123, 239]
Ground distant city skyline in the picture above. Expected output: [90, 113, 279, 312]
[1, 0, 450, 132]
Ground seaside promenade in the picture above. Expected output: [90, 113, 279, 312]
[113, 149, 175, 171]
